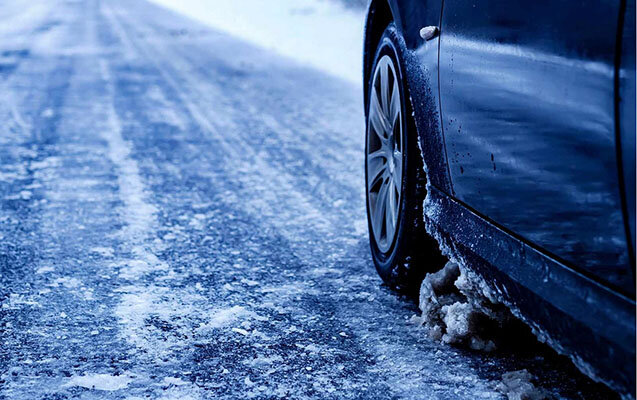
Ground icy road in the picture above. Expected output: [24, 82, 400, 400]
[0, 1, 620, 399]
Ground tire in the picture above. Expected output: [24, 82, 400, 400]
[365, 23, 446, 294]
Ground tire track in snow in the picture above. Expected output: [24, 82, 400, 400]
[0, 1, 619, 398]
[99, 6, 379, 394]
[94, 6, 206, 395]
[101, 2, 506, 398]
[102, 2, 341, 250]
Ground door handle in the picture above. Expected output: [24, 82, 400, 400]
[420, 26, 439, 41]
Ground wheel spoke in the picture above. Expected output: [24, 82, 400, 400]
[389, 81, 400, 126]
[392, 172, 401, 194]
[373, 181, 389, 236]
[368, 148, 386, 161]
[369, 88, 388, 138]
[393, 150, 402, 190]
[385, 181, 397, 238]
[367, 157, 386, 189]
[380, 62, 389, 117]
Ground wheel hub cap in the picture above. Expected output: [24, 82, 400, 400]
[366, 55, 403, 253]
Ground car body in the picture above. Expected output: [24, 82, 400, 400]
[363, 0, 635, 395]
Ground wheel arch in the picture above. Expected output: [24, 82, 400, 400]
[364, 0, 454, 195]
[363, 0, 401, 115]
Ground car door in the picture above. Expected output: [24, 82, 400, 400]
[438, 0, 633, 294]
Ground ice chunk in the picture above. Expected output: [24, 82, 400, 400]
[198, 305, 256, 332]
[497, 370, 548, 400]
[63, 373, 132, 391]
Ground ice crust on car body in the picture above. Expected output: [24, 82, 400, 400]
[412, 134, 622, 394]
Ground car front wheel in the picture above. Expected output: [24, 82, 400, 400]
[365, 23, 446, 294]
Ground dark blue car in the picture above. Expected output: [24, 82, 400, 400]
[362, 0, 636, 395]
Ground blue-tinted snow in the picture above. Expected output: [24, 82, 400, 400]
[0, 1, 619, 399]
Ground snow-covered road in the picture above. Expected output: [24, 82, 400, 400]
[0, 1, 619, 398]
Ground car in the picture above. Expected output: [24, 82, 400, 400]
[362, 0, 636, 395]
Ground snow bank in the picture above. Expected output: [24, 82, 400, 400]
[146, 0, 365, 84]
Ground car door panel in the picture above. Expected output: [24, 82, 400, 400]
[619, 0, 636, 267]
[438, 0, 632, 294]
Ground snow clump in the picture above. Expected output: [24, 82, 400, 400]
[413, 261, 512, 351]
[496, 369, 548, 400]
[63, 373, 132, 391]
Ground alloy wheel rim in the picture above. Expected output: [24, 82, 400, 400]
[366, 54, 403, 253]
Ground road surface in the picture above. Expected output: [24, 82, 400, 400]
[0, 1, 618, 398]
